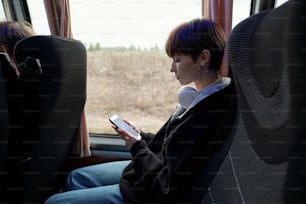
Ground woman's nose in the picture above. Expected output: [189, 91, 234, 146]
[170, 62, 175, 72]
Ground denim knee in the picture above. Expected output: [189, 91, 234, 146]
[65, 168, 84, 190]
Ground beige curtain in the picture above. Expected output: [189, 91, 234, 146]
[202, 0, 233, 77]
[43, 0, 91, 157]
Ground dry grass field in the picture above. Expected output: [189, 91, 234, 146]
[86, 49, 180, 134]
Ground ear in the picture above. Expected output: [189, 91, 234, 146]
[199, 49, 211, 66]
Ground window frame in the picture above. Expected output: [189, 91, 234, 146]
[1, 0, 31, 22]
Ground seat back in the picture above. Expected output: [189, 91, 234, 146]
[0, 53, 9, 198]
[202, 0, 306, 203]
[184, 76, 238, 204]
[5, 35, 86, 203]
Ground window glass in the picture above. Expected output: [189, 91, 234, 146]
[27, 0, 50, 35]
[0, 2, 6, 20]
[275, 0, 289, 7]
[232, 0, 252, 27]
[232, 0, 289, 28]
[69, 0, 200, 134]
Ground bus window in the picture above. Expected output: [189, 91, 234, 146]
[69, 0, 201, 135]
[22, 0, 254, 136]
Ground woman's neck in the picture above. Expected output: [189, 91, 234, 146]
[194, 70, 219, 90]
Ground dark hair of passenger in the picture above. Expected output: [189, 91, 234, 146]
[0, 21, 35, 57]
[165, 18, 226, 71]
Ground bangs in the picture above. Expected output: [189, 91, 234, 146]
[170, 28, 203, 57]
[165, 19, 212, 60]
[165, 18, 226, 69]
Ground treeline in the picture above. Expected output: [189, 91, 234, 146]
[86, 42, 161, 52]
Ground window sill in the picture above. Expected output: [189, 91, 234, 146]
[89, 134, 131, 158]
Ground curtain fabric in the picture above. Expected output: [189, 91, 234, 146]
[43, 0, 91, 157]
[43, 0, 72, 37]
[202, 0, 233, 77]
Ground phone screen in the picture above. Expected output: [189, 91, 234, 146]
[109, 114, 141, 140]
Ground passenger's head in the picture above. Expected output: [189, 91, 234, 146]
[165, 18, 226, 71]
[0, 21, 35, 59]
[0, 21, 35, 76]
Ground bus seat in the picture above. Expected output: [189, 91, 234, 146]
[6, 35, 87, 203]
[183, 72, 238, 204]
[0, 53, 9, 198]
[202, 0, 306, 203]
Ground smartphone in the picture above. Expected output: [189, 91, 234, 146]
[109, 114, 141, 140]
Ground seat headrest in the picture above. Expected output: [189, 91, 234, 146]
[228, 0, 306, 163]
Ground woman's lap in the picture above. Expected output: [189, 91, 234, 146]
[66, 160, 131, 190]
[44, 160, 131, 204]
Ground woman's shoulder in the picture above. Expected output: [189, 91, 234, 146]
[195, 80, 236, 110]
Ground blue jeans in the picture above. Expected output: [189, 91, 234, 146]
[44, 160, 131, 204]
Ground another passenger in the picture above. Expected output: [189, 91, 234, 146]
[45, 18, 235, 204]
[0, 20, 37, 204]
[0, 21, 35, 77]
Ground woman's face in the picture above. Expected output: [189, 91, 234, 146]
[170, 53, 199, 86]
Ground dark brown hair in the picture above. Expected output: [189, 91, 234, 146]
[0, 21, 35, 57]
[165, 18, 226, 71]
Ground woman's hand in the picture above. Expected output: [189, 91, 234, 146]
[112, 119, 141, 148]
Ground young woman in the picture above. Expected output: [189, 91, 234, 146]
[45, 18, 236, 204]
